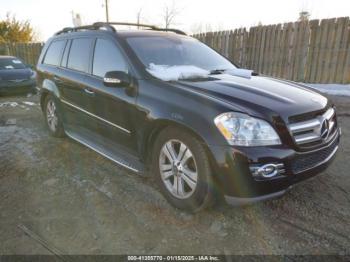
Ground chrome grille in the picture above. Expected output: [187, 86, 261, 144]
[288, 108, 336, 145]
[291, 137, 339, 173]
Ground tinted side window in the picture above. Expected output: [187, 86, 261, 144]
[92, 39, 127, 78]
[61, 40, 71, 67]
[67, 38, 93, 73]
[43, 40, 66, 66]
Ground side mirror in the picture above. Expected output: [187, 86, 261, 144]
[103, 71, 131, 87]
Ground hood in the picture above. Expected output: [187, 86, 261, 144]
[174, 74, 328, 121]
[0, 68, 32, 81]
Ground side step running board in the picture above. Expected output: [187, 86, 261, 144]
[65, 130, 145, 175]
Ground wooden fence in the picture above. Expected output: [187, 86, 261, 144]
[0, 42, 44, 66]
[0, 17, 349, 83]
[193, 17, 350, 84]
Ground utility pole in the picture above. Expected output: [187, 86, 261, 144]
[105, 0, 109, 22]
[136, 8, 142, 29]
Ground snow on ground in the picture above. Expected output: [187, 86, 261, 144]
[0, 102, 18, 108]
[22, 101, 36, 106]
[303, 83, 350, 97]
[0, 101, 38, 109]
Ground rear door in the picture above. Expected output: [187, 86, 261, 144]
[39, 39, 67, 98]
[84, 37, 138, 155]
[58, 37, 95, 133]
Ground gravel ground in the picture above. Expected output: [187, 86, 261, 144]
[0, 93, 349, 255]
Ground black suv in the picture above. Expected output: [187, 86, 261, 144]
[37, 22, 340, 211]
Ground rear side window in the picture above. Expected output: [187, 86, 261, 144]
[67, 38, 93, 73]
[92, 39, 127, 78]
[60, 40, 71, 67]
[43, 40, 66, 66]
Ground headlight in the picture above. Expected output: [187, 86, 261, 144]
[214, 112, 281, 146]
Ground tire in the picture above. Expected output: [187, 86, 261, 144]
[152, 126, 215, 212]
[43, 94, 65, 137]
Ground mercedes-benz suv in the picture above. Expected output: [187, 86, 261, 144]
[36, 22, 340, 211]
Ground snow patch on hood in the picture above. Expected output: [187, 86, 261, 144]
[225, 68, 253, 79]
[147, 63, 210, 81]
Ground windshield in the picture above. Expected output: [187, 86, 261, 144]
[0, 58, 26, 70]
[126, 36, 236, 79]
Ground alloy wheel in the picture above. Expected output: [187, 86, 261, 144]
[159, 139, 198, 199]
[46, 100, 58, 132]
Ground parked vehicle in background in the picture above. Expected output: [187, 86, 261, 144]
[36, 22, 340, 212]
[0, 56, 37, 96]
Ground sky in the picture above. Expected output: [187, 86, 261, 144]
[0, 0, 349, 41]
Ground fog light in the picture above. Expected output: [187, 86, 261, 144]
[250, 163, 285, 179]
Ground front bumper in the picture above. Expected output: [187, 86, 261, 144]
[0, 79, 37, 95]
[209, 128, 341, 205]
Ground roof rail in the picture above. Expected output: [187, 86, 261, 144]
[152, 28, 187, 35]
[94, 22, 159, 30]
[98, 22, 187, 35]
[54, 23, 115, 35]
[54, 22, 186, 36]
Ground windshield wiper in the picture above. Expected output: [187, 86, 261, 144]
[209, 69, 227, 75]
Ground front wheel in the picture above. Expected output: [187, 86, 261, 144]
[152, 127, 215, 212]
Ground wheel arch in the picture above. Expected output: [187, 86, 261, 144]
[40, 79, 61, 111]
[143, 119, 219, 175]
[143, 118, 224, 202]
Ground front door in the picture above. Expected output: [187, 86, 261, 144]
[84, 38, 138, 155]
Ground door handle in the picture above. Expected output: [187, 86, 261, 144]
[53, 76, 63, 83]
[84, 88, 95, 95]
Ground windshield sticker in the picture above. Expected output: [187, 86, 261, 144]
[12, 60, 22, 64]
[5, 65, 14, 69]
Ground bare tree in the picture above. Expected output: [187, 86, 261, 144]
[162, 1, 181, 29]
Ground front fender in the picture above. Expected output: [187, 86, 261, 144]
[135, 80, 231, 160]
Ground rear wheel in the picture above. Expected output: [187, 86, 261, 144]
[44, 95, 65, 137]
[153, 127, 215, 212]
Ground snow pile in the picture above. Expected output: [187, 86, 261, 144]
[226, 68, 253, 79]
[147, 63, 210, 81]
[303, 83, 350, 97]
[0, 102, 18, 108]
[22, 101, 36, 106]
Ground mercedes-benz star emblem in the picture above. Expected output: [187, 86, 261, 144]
[320, 118, 330, 140]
